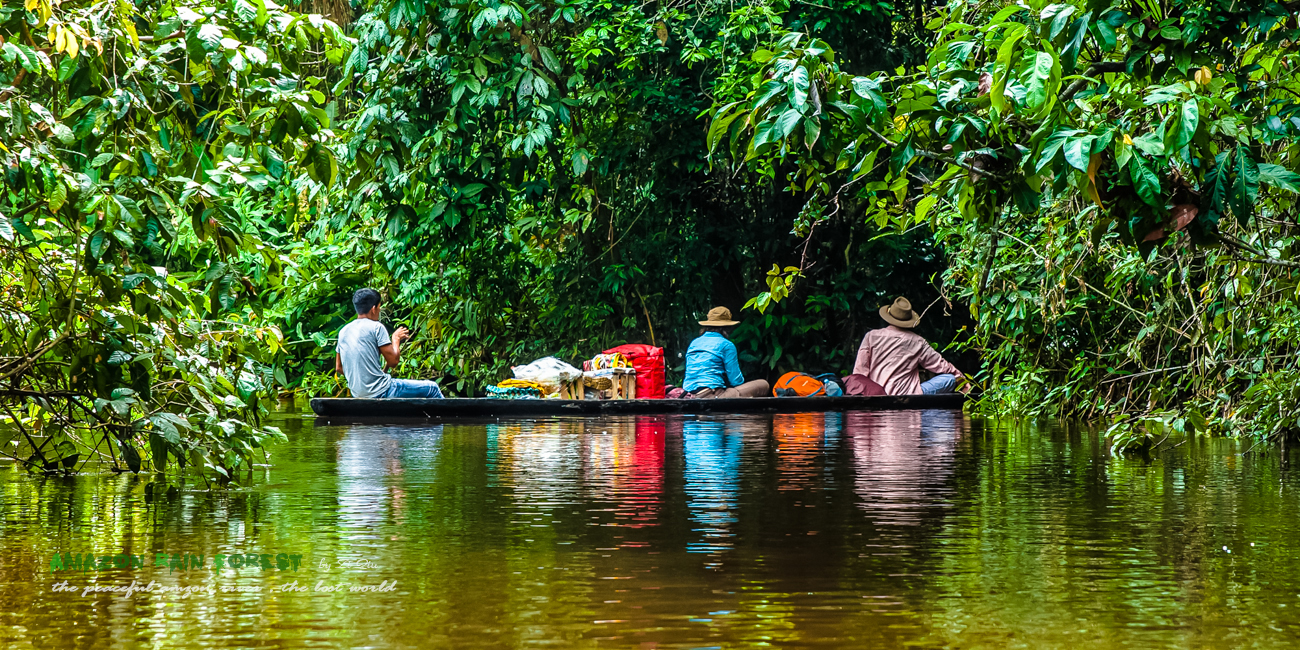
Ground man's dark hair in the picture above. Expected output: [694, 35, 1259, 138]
[353, 288, 381, 315]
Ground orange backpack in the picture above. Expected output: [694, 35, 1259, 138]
[773, 372, 826, 397]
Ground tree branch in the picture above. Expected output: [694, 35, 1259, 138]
[1059, 62, 1128, 104]
[1219, 233, 1300, 269]
[862, 124, 1004, 179]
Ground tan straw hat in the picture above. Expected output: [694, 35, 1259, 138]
[699, 306, 740, 327]
[880, 297, 921, 328]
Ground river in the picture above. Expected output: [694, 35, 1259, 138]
[2, 409, 1298, 648]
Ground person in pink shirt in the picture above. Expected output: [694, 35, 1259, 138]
[851, 297, 967, 396]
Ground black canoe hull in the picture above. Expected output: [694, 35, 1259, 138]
[309, 394, 966, 419]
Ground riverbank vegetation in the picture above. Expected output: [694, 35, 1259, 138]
[3, 0, 1299, 476]
[720, 0, 1300, 449]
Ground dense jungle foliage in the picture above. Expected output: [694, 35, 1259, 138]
[3, 0, 1299, 478]
[720, 0, 1300, 447]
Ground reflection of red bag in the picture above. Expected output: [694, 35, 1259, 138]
[602, 344, 666, 399]
[843, 373, 885, 396]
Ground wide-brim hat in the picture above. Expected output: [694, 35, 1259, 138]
[880, 297, 921, 328]
[699, 306, 740, 327]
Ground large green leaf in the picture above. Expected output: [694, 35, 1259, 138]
[46, 181, 68, 213]
[1165, 98, 1199, 153]
[990, 23, 1028, 113]
[774, 108, 802, 139]
[1035, 128, 1081, 173]
[1058, 12, 1092, 73]
[1063, 135, 1095, 172]
[1020, 49, 1058, 111]
[1258, 163, 1300, 193]
[790, 66, 810, 109]
[197, 24, 224, 52]
[1229, 149, 1260, 225]
[1201, 151, 1231, 222]
[149, 431, 168, 473]
[1129, 155, 1163, 207]
[707, 103, 744, 153]
[233, 0, 258, 23]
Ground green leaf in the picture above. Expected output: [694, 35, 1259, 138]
[1059, 13, 1092, 74]
[46, 181, 68, 213]
[88, 230, 109, 260]
[12, 44, 40, 73]
[1021, 49, 1057, 110]
[538, 46, 562, 74]
[774, 108, 802, 139]
[1043, 4, 1077, 40]
[1063, 135, 1095, 172]
[1129, 156, 1163, 207]
[803, 117, 821, 151]
[990, 23, 1028, 113]
[57, 56, 78, 82]
[707, 103, 744, 153]
[1035, 128, 1080, 173]
[1132, 132, 1164, 157]
[914, 194, 939, 223]
[1166, 98, 1199, 153]
[850, 77, 886, 114]
[987, 4, 1026, 27]
[149, 431, 168, 473]
[233, 0, 258, 23]
[1229, 149, 1260, 225]
[571, 149, 590, 176]
[197, 24, 223, 52]
[1258, 163, 1300, 193]
[790, 66, 810, 108]
[121, 443, 142, 474]
[1201, 151, 1231, 221]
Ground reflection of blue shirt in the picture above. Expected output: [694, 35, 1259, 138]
[683, 333, 744, 392]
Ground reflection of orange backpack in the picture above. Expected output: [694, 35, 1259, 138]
[773, 372, 826, 397]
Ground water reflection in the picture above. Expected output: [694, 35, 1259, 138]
[336, 426, 442, 539]
[681, 418, 743, 562]
[849, 410, 964, 526]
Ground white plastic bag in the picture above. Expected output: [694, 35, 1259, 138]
[512, 357, 582, 394]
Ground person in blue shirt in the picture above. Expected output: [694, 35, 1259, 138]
[681, 307, 771, 398]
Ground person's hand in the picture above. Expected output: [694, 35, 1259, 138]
[957, 375, 973, 394]
[394, 326, 410, 343]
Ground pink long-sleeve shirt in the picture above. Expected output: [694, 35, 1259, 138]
[852, 326, 962, 396]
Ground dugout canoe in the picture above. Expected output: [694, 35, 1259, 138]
[309, 394, 966, 419]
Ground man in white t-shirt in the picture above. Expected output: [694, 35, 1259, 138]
[334, 288, 443, 399]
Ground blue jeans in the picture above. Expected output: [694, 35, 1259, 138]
[920, 374, 957, 395]
[383, 379, 444, 399]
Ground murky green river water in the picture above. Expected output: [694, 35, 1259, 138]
[2, 408, 1299, 648]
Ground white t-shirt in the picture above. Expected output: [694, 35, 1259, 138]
[336, 319, 392, 398]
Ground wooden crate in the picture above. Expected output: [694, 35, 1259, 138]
[559, 379, 585, 400]
[610, 368, 636, 400]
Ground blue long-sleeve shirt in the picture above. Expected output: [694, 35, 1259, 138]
[683, 332, 744, 392]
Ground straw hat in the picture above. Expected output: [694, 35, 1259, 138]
[880, 297, 921, 328]
[699, 306, 740, 327]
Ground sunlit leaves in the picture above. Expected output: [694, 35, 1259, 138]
[0, 0, 344, 478]
[1020, 49, 1059, 112]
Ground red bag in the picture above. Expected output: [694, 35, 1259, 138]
[602, 344, 666, 399]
